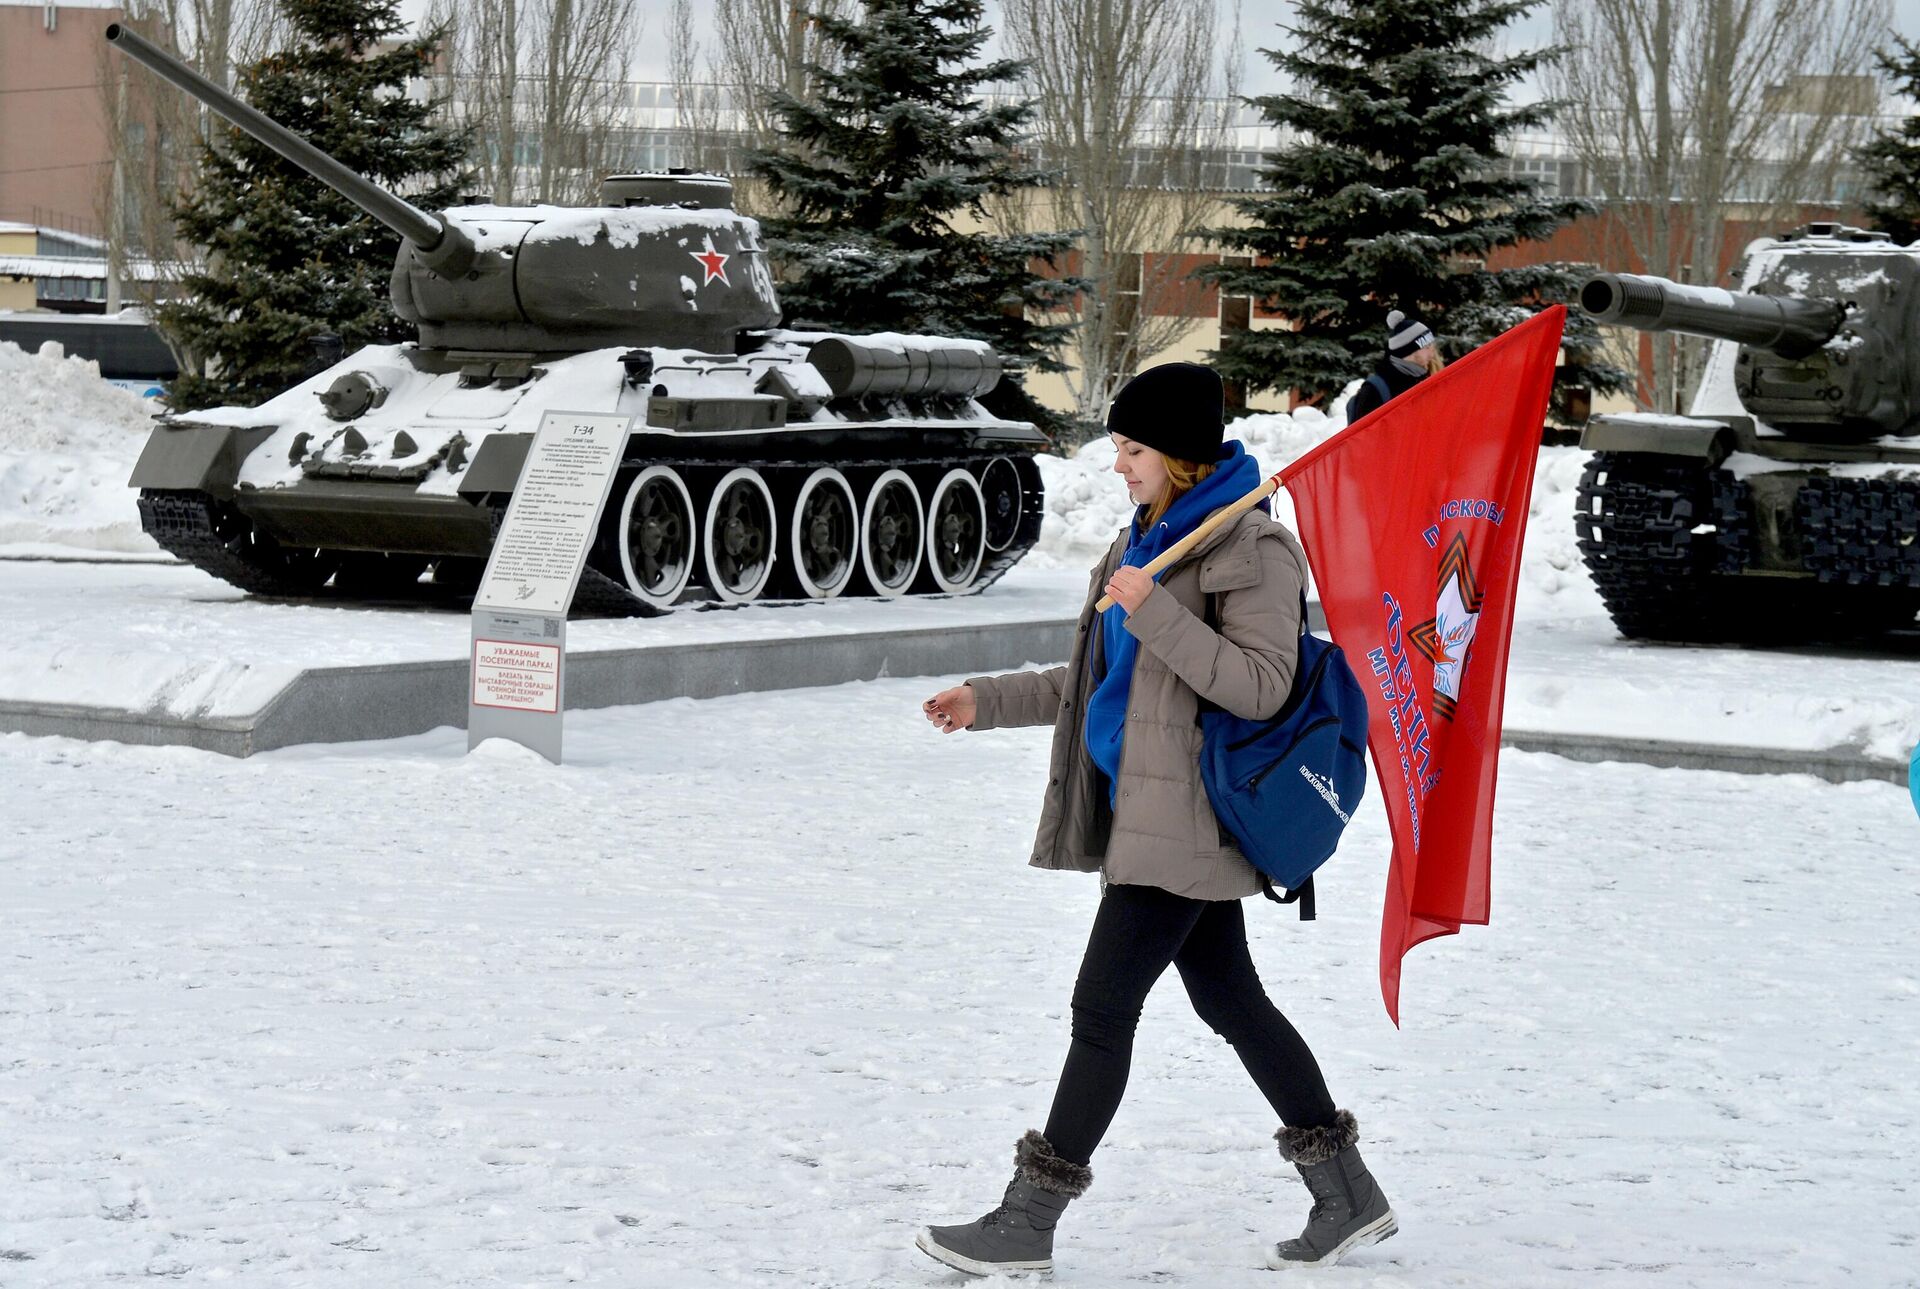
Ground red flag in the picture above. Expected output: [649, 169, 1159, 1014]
[1281, 307, 1565, 1024]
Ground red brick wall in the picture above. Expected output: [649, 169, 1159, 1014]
[0, 5, 119, 234]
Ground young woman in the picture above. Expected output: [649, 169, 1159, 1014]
[1343, 309, 1445, 423]
[915, 362, 1396, 1277]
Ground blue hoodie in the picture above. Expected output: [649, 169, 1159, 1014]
[1084, 439, 1263, 808]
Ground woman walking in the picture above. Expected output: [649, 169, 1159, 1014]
[915, 362, 1396, 1277]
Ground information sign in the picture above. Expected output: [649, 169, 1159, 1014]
[467, 410, 632, 762]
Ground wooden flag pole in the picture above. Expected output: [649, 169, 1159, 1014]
[1092, 469, 1287, 611]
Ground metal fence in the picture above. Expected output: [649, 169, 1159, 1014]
[435, 79, 1879, 201]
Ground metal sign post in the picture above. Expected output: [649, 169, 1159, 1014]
[467, 410, 632, 762]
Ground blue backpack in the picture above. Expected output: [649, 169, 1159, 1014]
[1199, 589, 1370, 919]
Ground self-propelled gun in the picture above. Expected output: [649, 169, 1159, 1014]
[1576, 223, 1920, 641]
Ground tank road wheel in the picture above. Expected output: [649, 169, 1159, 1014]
[978, 456, 1024, 553]
[616, 465, 697, 610]
[786, 467, 859, 599]
[703, 467, 777, 603]
[924, 468, 987, 593]
[859, 469, 925, 597]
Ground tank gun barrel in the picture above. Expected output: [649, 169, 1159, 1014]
[1579, 272, 1843, 359]
[104, 22, 475, 275]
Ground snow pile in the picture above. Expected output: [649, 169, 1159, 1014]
[1516, 446, 1604, 619]
[1031, 405, 1349, 569]
[0, 341, 160, 552]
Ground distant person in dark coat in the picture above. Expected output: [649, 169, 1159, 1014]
[1342, 310, 1443, 423]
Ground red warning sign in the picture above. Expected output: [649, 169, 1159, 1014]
[471, 638, 561, 713]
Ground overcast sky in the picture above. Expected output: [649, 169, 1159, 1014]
[402, 0, 1920, 97]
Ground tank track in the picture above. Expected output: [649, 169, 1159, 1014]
[1796, 475, 1920, 588]
[1576, 454, 1920, 641]
[1575, 453, 1749, 640]
[138, 488, 339, 597]
[140, 488, 658, 616]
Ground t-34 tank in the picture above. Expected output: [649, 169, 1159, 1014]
[1575, 222, 1920, 642]
[107, 24, 1045, 613]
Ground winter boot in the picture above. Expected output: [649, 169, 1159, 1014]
[915, 1130, 1092, 1278]
[1268, 1110, 1397, 1270]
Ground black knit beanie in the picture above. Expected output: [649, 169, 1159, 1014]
[1104, 362, 1225, 463]
[1387, 309, 1436, 359]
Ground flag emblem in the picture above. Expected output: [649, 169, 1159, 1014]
[1408, 533, 1485, 721]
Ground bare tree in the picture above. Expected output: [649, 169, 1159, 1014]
[428, 0, 640, 204]
[668, 0, 725, 173]
[426, 0, 521, 201]
[998, 0, 1243, 427]
[1549, 0, 1889, 410]
[533, 0, 641, 202]
[710, 0, 853, 161]
[98, 0, 286, 310]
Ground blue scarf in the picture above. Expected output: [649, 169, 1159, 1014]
[1084, 440, 1262, 807]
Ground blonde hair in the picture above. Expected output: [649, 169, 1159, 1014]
[1422, 349, 1447, 376]
[1142, 455, 1216, 529]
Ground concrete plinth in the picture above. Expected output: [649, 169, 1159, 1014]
[0, 617, 1085, 758]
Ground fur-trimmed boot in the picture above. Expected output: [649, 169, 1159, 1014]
[914, 1130, 1092, 1278]
[1268, 1110, 1397, 1270]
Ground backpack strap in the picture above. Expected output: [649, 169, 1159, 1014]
[1261, 875, 1316, 921]
[1365, 372, 1392, 404]
[1208, 584, 1319, 923]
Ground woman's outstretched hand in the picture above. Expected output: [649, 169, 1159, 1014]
[922, 685, 976, 734]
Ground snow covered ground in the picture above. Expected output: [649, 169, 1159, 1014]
[4, 335, 1918, 1287]
[3, 681, 1917, 1287]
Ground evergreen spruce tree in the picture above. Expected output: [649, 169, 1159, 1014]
[157, 0, 469, 410]
[1858, 37, 1920, 246]
[747, 0, 1081, 433]
[1196, 0, 1628, 422]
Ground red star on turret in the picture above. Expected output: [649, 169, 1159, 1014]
[691, 247, 731, 287]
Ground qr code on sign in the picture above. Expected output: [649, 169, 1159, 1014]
[543, 618, 560, 639]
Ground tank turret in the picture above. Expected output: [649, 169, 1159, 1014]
[105, 22, 779, 352]
[1573, 224, 1920, 643]
[1580, 236, 1919, 442]
[108, 25, 1046, 614]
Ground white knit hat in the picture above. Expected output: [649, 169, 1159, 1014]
[1387, 309, 1436, 358]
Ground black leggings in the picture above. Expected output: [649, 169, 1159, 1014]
[1042, 882, 1337, 1166]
